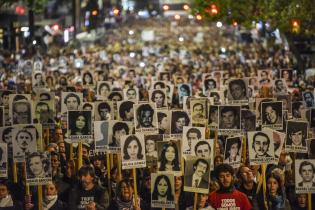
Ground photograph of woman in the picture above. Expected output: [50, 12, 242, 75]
[26, 151, 52, 184]
[158, 141, 181, 172]
[82, 71, 94, 86]
[145, 135, 161, 166]
[224, 136, 242, 167]
[97, 82, 111, 99]
[121, 134, 146, 169]
[68, 111, 92, 138]
[151, 173, 175, 208]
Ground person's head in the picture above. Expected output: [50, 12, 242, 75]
[64, 93, 80, 110]
[154, 82, 166, 89]
[158, 112, 168, 131]
[79, 165, 96, 190]
[173, 112, 189, 132]
[34, 73, 43, 82]
[50, 151, 60, 169]
[281, 70, 290, 79]
[39, 93, 51, 101]
[296, 194, 307, 208]
[226, 137, 241, 159]
[12, 100, 31, 124]
[292, 101, 304, 118]
[151, 90, 165, 107]
[44, 182, 58, 197]
[264, 105, 279, 124]
[117, 179, 133, 201]
[175, 176, 183, 191]
[113, 122, 129, 144]
[275, 80, 285, 90]
[193, 103, 204, 116]
[16, 129, 33, 152]
[35, 101, 50, 117]
[108, 92, 123, 101]
[74, 113, 86, 131]
[266, 173, 282, 196]
[238, 166, 254, 184]
[98, 82, 110, 96]
[252, 132, 270, 156]
[145, 135, 158, 153]
[0, 180, 10, 199]
[123, 135, 143, 160]
[179, 84, 190, 96]
[119, 101, 134, 121]
[152, 175, 174, 200]
[137, 104, 154, 128]
[229, 79, 246, 100]
[193, 158, 209, 177]
[27, 152, 46, 177]
[2, 127, 12, 147]
[220, 107, 238, 129]
[186, 128, 202, 149]
[205, 79, 216, 90]
[160, 142, 179, 165]
[288, 125, 306, 146]
[304, 92, 314, 107]
[299, 161, 315, 182]
[1, 91, 10, 106]
[126, 88, 137, 99]
[214, 164, 234, 190]
[195, 141, 211, 158]
[98, 102, 111, 120]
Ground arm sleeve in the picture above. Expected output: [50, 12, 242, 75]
[95, 190, 110, 210]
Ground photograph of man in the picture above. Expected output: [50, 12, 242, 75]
[94, 121, 108, 151]
[286, 121, 308, 150]
[108, 121, 130, 148]
[124, 88, 138, 101]
[303, 91, 314, 108]
[95, 102, 112, 121]
[224, 136, 242, 165]
[12, 127, 37, 160]
[228, 79, 248, 101]
[144, 134, 161, 165]
[292, 101, 305, 119]
[273, 79, 287, 95]
[107, 91, 123, 102]
[210, 91, 222, 104]
[0, 143, 7, 171]
[134, 103, 156, 129]
[203, 78, 217, 95]
[183, 127, 204, 153]
[191, 101, 207, 123]
[150, 89, 167, 108]
[218, 106, 241, 130]
[32, 72, 45, 88]
[178, 84, 191, 104]
[208, 105, 218, 127]
[0, 90, 11, 107]
[258, 70, 271, 86]
[157, 111, 170, 134]
[153, 81, 166, 89]
[165, 83, 174, 105]
[281, 69, 292, 81]
[26, 151, 51, 180]
[159, 72, 171, 81]
[68, 111, 92, 137]
[151, 173, 175, 208]
[33, 101, 54, 124]
[248, 131, 274, 162]
[192, 140, 212, 158]
[184, 157, 210, 193]
[11, 94, 32, 125]
[118, 101, 134, 121]
[261, 101, 283, 126]
[97, 81, 111, 99]
[62, 92, 82, 112]
[241, 109, 256, 131]
[296, 160, 315, 188]
[171, 111, 190, 134]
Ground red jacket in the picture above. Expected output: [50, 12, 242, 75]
[209, 189, 252, 210]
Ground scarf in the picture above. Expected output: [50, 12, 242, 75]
[0, 195, 14, 207]
[116, 196, 133, 210]
[268, 194, 285, 209]
[43, 195, 58, 210]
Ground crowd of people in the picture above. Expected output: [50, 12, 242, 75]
[0, 16, 314, 210]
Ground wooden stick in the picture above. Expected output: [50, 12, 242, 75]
[308, 193, 312, 210]
[214, 129, 218, 158]
[106, 153, 111, 200]
[13, 162, 17, 183]
[193, 192, 198, 210]
[117, 154, 122, 181]
[78, 142, 83, 170]
[242, 135, 247, 164]
[132, 168, 138, 208]
[69, 144, 73, 160]
[23, 163, 30, 195]
[262, 164, 268, 210]
[110, 154, 114, 168]
[38, 185, 43, 210]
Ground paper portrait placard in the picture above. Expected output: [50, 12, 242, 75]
[121, 134, 146, 169]
[26, 151, 52, 186]
[151, 173, 175, 208]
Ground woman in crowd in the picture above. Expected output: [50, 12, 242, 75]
[159, 142, 180, 172]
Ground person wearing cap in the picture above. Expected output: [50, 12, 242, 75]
[208, 164, 252, 210]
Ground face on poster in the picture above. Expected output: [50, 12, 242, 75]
[165, 83, 174, 105]
[107, 91, 123, 102]
[273, 79, 288, 95]
[33, 100, 55, 125]
[178, 84, 191, 105]
[94, 121, 108, 152]
[26, 151, 52, 186]
[159, 72, 171, 82]
[227, 79, 248, 101]
[255, 98, 274, 122]
[208, 105, 218, 128]
[12, 125, 37, 162]
[190, 98, 207, 126]
[258, 69, 272, 87]
[295, 159, 315, 193]
[97, 81, 111, 99]
[261, 101, 283, 130]
[134, 103, 158, 134]
[247, 130, 275, 165]
[203, 78, 217, 95]
[170, 110, 190, 135]
[149, 89, 167, 109]
[152, 81, 167, 90]
[94, 101, 114, 121]
[151, 173, 175, 208]
[292, 101, 305, 119]
[108, 120, 132, 153]
[32, 71, 46, 88]
[144, 134, 162, 167]
[281, 69, 293, 82]
[0, 126, 13, 155]
[0, 90, 13, 107]
[224, 136, 242, 168]
[182, 126, 205, 155]
[209, 91, 224, 105]
[157, 110, 170, 135]
[241, 109, 256, 132]
[191, 139, 214, 169]
[263, 128, 285, 162]
[285, 120, 308, 153]
[218, 106, 241, 133]
[67, 111, 92, 143]
[183, 157, 211, 194]
[157, 140, 181, 175]
[123, 87, 139, 101]
[276, 94, 291, 113]
[303, 91, 315, 108]
[82, 71, 95, 87]
[121, 134, 146, 169]
[117, 100, 135, 121]
[9, 94, 32, 125]
[61, 92, 83, 113]
[0, 143, 7, 178]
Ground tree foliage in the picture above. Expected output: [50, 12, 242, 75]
[191, 0, 315, 35]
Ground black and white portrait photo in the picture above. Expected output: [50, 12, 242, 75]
[107, 120, 132, 153]
[134, 103, 158, 134]
[190, 98, 207, 126]
[157, 140, 181, 175]
[210, 91, 223, 105]
[303, 91, 315, 108]
[67, 111, 92, 142]
[26, 151, 52, 185]
[170, 111, 190, 135]
[12, 126, 37, 162]
[178, 84, 191, 105]
[81, 71, 95, 87]
[108, 91, 123, 102]
[292, 101, 305, 119]
[121, 134, 146, 169]
[241, 109, 256, 131]
[258, 69, 272, 87]
[191, 140, 214, 170]
[118, 100, 135, 122]
[157, 110, 170, 135]
[151, 173, 175, 208]
[96, 81, 111, 100]
[285, 120, 308, 153]
[123, 87, 139, 101]
[224, 136, 242, 168]
[182, 126, 205, 155]
[248, 130, 275, 165]
[261, 101, 283, 130]
[184, 157, 211, 194]
[281, 69, 293, 83]
[149, 89, 167, 109]
[94, 101, 113, 121]
[295, 159, 315, 193]
[273, 79, 288, 95]
[227, 79, 248, 101]
[159, 71, 171, 81]
[0, 126, 13, 157]
[0, 143, 7, 178]
[144, 134, 162, 167]
[61, 92, 83, 113]
[218, 106, 241, 133]
[33, 100, 54, 126]
[203, 78, 217, 96]
[94, 121, 108, 152]
[152, 81, 167, 90]
[32, 71, 46, 88]
[263, 128, 285, 161]
[208, 105, 218, 128]
[9, 94, 32, 125]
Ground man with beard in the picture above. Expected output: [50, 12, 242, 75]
[68, 165, 109, 210]
[136, 104, 154, 129]
[209, 164, 252, 210]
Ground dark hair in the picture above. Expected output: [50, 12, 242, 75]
[83, 72, 93, 85]
[83, 103, 93, 110]
[252, 132, 270, 150]
[266, 173, 282, 196]
[70, 112, 90, 135]
[287, 122, 306, 140]
[26, 152, 50, 178]
[123, 135, 143, 160]
[2, 127, 12, 142]
[262, 103, 281, 124]
[204, 79, 216, 89]
[154, 82, 166, 89]
[159, 142, 180, 171]
[34, 72, 42, 78]
[214, 163, 234, 180]
[193, 103, 203, 111]
[186, 127, 202, 139]
[79, 165, 96, 179]
[16, 129, 33, 142]
[113, 122, 129, 135]
[152, 175, 174, 200]
[229, 79, 246, 92]
[108, 92, 123, 101]
[151, 89, 165, 102]
[1, 90, 11, 97]
[171, 111, 190, 133]
[98, 82, 110, 95]
[220, 106, 237, 116]
[39, 93, 51, 101]
[299, 161, 315, 175]
[119, 101, 134, 120]
[193, 158, 209, 172]
[194, 141, 211, 155]
[157, 112, 167, 123]
[98, 102, 111, 113]
[225, 137, 241, 158]
[137, 104, 154, 119]
[36, 101, 50, 111]
[179, 84, 190, 95]
[64, 93, 80, 105]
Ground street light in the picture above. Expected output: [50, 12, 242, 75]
[183, 4, 189, 10]
[163, 4, 170, 11]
